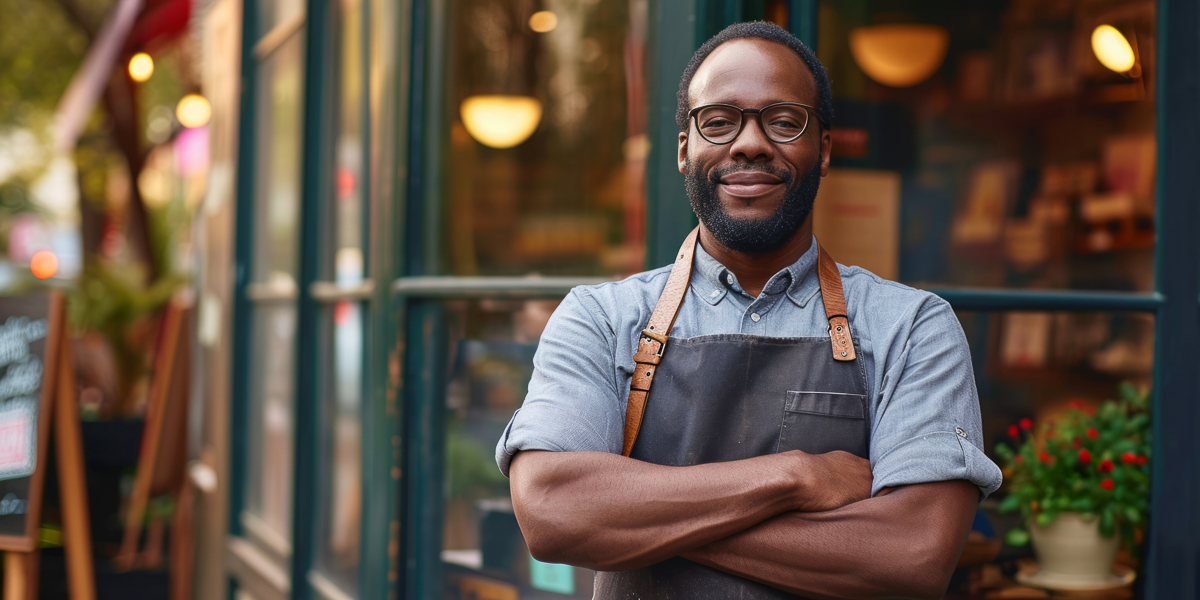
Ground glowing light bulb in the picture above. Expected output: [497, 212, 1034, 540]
[176, 94, 212, 128]
[1091, 25, 1136, 73]
[128, 53, 154, 82]
[30, 251, 58, 280]
[849, 24, 949, 88]
[529, 11, 557, 33]
[460, 95, 542, 149]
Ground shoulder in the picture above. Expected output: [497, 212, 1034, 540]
[839, 264, 951, 319]
[562, 264, 673, 326]
[836, 264, 963, 349]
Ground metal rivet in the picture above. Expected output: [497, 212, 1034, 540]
[836, 326, 843, 332]
[645, 371, 651, 376]
[956, 427, 968, 439]
[841, 351, 848, 357]
[649, 325, 655, 330]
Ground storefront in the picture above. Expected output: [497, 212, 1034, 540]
[192, 0, 1199, 598]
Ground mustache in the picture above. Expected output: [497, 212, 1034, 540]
[707, 164, 794, 186]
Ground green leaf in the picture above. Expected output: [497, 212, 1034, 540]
[1005, 528, 1030, 547]
[999, 494, 1020, 513]
[1100, 511, 1115, 538]
[1036, 512, 1056, 528]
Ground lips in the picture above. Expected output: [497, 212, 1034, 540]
[718, 170, 785, 198]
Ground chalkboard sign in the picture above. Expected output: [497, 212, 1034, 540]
[0, 291, 62, 551]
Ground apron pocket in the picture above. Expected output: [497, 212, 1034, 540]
[776, 391, 869, 457]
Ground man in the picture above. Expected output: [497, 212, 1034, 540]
[495, 21, 1002, 599]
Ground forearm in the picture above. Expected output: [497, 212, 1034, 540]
[510, 449, 807, 571]
[681, 480, 979, 600]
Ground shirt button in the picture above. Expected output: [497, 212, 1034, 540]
[725, 273, 735, 285]
[750, 313, 761, 322]
[710, 290, 719, 298]
[955, 427, 968, 439]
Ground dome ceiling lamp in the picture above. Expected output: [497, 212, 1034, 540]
[460, 95, 543, 149]
[459, 9, 557, 149]
[849, 23, 950, 88]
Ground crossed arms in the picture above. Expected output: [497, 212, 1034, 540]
[509, 449, 979, 600]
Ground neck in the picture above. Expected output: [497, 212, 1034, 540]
[698, 219, 814, 297]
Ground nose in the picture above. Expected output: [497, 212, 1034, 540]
[727, 113, 774, 163]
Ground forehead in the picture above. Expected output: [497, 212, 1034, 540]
[689, 38, 817, 108]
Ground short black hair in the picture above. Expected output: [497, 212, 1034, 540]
[676, 21, 833, 133]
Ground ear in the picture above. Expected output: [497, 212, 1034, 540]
[819, 125, 832, 177]
[678, 131, 689, 174]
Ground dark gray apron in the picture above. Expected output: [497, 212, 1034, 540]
[594, 236, 870, 599]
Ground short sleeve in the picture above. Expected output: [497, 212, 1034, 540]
[495, 288, 625, 476]
[868, 297, 1003, 498]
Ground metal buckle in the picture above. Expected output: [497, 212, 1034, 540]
[641, 328, 669, 357]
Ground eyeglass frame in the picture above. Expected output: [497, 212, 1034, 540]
[686, 101, 828, 145]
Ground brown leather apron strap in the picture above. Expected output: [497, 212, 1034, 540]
[818, 242, 857, 362]
[622, 226, 699, 457]
[621, 230, 856, 456]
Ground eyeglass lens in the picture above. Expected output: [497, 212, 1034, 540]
[694, 104, 810, 144]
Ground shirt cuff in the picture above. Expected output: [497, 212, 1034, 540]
[871, 431, 1003, 499]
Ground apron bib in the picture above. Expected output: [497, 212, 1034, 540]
[594, 229, 869, 600]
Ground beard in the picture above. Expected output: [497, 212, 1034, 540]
[685, 159, 823, 254]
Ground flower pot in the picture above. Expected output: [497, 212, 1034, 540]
[1028, 512, 1120, 586]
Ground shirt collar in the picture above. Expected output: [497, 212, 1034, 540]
[691, 235, 822, 308]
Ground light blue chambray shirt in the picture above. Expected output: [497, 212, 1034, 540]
[495, 236, 1003, 498]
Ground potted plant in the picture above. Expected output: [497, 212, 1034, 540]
[994, 383, 1150, 587]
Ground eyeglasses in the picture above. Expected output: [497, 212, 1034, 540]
[687, 102, 823, 145]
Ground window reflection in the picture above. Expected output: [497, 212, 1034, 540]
[313, 0, 367, 592]
[246, 303, 297, 541]
[253, 33, 305, 287]
[443, 0, 648, 277]
[439, 298, 595, 599]
[814, 0, 1156, 292]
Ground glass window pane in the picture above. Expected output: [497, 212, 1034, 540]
[253, 31, 306, 290]
[957, 308, 1153, 593]
[814, 1, 1156, 292]
[314, 301, 365, 592]
[245, 302, 298, 541]
[437, 299, 595, 598]
[258, 0, 305, 39]
[441, 0, 649, 276]
[327, 0, 365, 284]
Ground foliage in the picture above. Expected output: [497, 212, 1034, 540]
[994, 383, 1151, 553]
[68, 257, 186, 415]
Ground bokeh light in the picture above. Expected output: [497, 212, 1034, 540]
[529, 11, 557, 33]
[128, 52, 154, 82]
[30, 251, 58, 280]
[460, 95, 543, 149]
[1091, 25, 1136, 73]
[176, 94, 212, 128]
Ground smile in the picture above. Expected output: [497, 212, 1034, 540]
[718, 171, 785, 198]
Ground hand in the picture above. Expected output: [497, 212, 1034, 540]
[789, 450, 872, 512]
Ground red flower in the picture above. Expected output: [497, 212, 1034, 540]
[1072, 437, 1082, 448]
[1039, 451, 1052, 464]
[1137, 455, 1147, 466]
[1099, 459, 1114, 473]
[1008, 425, 1020, 438]
[1020, 418, 1033, 430]
[1100, 479, 1115, 491]
[1122, 452, 1138, 464]
[1016, 455, 1024, 463]
[1068, 399, 1085, 410]
[1086, 427, 1098, 440]
[1078, 449, 1092, 464]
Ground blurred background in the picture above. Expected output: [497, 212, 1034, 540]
[0, 0, 1196, 598]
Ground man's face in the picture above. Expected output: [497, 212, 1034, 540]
[678, 39, 832, 254]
